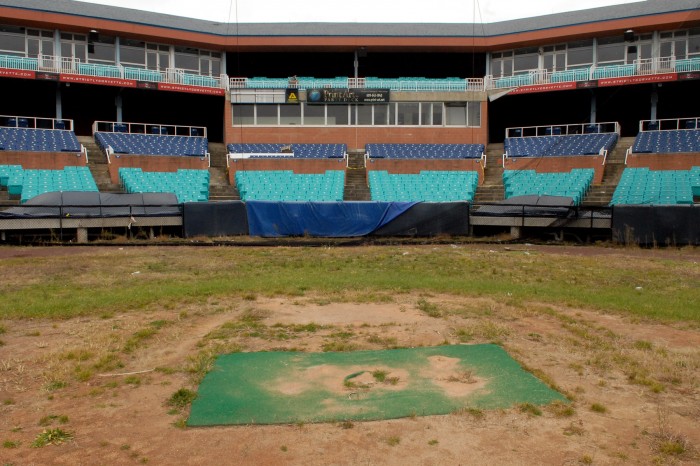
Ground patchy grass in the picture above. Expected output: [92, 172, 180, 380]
[1, 247, 699, 323]
[167, 388, 197, 410]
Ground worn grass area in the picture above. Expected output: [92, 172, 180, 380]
[0, 246, 698, 322]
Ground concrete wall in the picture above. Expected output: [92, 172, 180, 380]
[625, 153, 700, 171]
[0, 151, 88, 169]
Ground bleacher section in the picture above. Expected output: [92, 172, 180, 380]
[235, 170, 344, 201]
[631, 129, 700, 154]
[504, 133, 618, 157]
[227, 143, 346, 159]
[118, 168, 210, 203]
[503, 169, 595, 205]
[1, 165, 98, 203]
[610, 168, 700, 205]
[0, 127, 81, 152]
[366, 143, 484, 159]
[95, 133, 209, 156]
[369, 170, 478, 202]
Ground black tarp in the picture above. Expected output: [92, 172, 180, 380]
[183, 201, 249, 237]
[613, 205, 700, 246]
[0, 192, 180, 218]
[371, 202, 470, 236]
[472, 195, 575, 217]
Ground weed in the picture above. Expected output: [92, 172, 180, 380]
[563, 422, 585, 436]
[454, 407, 485, 419]
[123, 327, 158, 354]
[428, 439, 439, 446]
[280, 445, 288, 452]
[167, 388, 197, 409]
[322, 341, 358, 352]
[31, 428, 73, 447]
[124, 376, 141, 386]
[447, 370, 476, 384]
[590, 403, 607, 414]
[633, 340, 653, 351]
[0, 324, 6, 334]
[39, 414, 69, 426]
[417, 298, 442, 318]
[3, 440, 20, 449]
[172, 419, 187, 429]
[386, 436, 401, 446]
[580, 454, 593, 464]
[548, 400, 575, 417]
[44, 380, 67, 392]
[518, 403, 542, 417]
[371, 370, 388, 382]
[3, 399, 14, 405]
[339, 421, 354, 429]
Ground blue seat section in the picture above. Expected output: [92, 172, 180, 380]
[368, 170, 479, 202]
[366, 143, 484, 159]
[502, 169, 595, 206]
[610, 167, 699, 206]
[0, 127, 81, 152]
[1, 165, 98, 203]
[227, 143, 346, 159]
[505, 133, 618, 157]
[95, 132, 208, 156]
[235, 170, 345, 201]
[119, 168, 210, 203]
[632, 129, 700, 154]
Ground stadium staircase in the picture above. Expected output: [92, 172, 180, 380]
[473, 143, 505, 204]
[344, 149, 371, 201]
[581, 136, 634, 206]
[80, 136, 122, 194]
[208, 143, 239, 201]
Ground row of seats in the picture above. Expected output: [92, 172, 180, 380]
[1, 165, 98, 203]
[235, 170, 345, 201]
[610, 167, 700, 205]
[96, 132, 208, 156]
[0, 127, 81, 152]
[505, 133, 618, 157]
[503, 169, 595, 205]
[632, 129, 700, 154]
[227, 143, 346, 159]
[366, 143, 484, 159]
[118, 168, 210, 203]
[369, 170, 479, 202]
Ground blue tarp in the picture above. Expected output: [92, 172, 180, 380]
[246, 201, 417, 237]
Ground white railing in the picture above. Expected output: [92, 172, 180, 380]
[485, 56, 700, 91]
[638, 117, 700, 132]
[230, 76, 485, 92]
[505, 121, 621, 139]
[0, 53, 227, 90]
[0, 114, 74, 131]
[92, 120, 207, 138]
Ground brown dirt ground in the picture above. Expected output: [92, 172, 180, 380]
[1, 246, 699, 465]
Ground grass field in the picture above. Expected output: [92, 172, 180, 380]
[0, 244, 698, 465]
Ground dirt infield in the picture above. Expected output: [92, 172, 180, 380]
[1, 245, 699, 464]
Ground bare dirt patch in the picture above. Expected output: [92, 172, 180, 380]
[1, 264, 699, 464]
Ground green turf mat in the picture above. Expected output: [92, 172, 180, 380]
[188, 344, 566, 426]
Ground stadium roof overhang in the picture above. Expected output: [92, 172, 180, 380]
[0, 1, 699, 53]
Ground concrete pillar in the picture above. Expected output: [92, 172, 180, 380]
[55, 85, 62, 120]
[590, 92, 597, 124]
[510, 226, 522, 239]
[77, 228, 88, 243]
[651, 85, 659, 121]
[116, 93, 123, 122]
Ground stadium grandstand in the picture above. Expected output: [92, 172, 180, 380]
[0, 0, 699, 243]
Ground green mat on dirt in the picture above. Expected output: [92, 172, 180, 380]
[187, 344, 567, 426]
